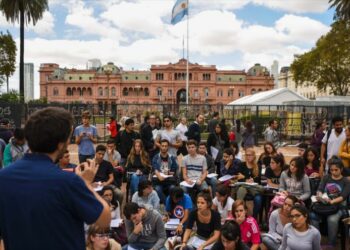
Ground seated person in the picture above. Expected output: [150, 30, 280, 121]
[211, 220, 250, 250]
[181, 190, 221, 250]
[165, 187, 193, 236]
[220, 148, 241, 178]
[303, 147, 321, 195]
[229, 200, 261, 250]
[212, 184, 234, 224]
[94, 144, 123, 206]
[152, 139, 178, 204]
[104, 139, 123, 188]
[265, 154, 285, 189]
[131, 180, 160, 210]
[86, 224, 121, 250]
[261, 195, 298, 250]
[181, 140, 208, 194]
[198, 142, 218, 197]
[310, 156, 350, 248]
[100, 186, 121, 219]
[126, 139, 152, 196]
[57, 150, 77, 171]
[3, 128, 29, 167]
[230, 141, 242, 161]
[257, 142, 278, 169]
[123, 202, 166, 250]
[279, 157, 311, 201]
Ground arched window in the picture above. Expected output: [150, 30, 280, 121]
[251, 88, 256, 94]
[204, 88, 209, 97]
[217, 89, 223, 97]
[98, 87, 103, 96]
[53, 87, 59, 96]
[87, 88, 92, 96]
[104, 87, 109, 97]
[111, 87, 116, 96]
[157, 87, 162, 96]
[144, 88, 149, 96]
[66, 88, 72, 96]
[123, 87, 128, 96]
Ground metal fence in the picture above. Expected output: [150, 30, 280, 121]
[1, 102, 349, 144]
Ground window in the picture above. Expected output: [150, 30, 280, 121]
[146, 76, 149, 80]
[228, 89, 234, 97]
[98, 87, 103, 96]
[217, 89, 223, 97]
[111, 87, 116, 96]
[156, 73, 164, 80]
[89, 77, 92, 80]
[104, 87, 109, 97]
[239, 90, 245, 97]
[204, 88, 209, 97]
[79, 88, 83, 96]
[79, 76, 82, 80]
[53, 88, 59, 96]
[69, 76, 72, 80]
[168, 89, 172, 97]
[157, 87, 162, 96]
[203, 73, 211, 81]
[144, 88, 149, 96]
[218, 77, 221, 81]
[251, 89, 256, 94]
[66, 88, 72, 96]
[88, 88, 92, 96]
[135, 76, 138, 80]
[194, 90, 199, 98]
[125, 76, 128, 80]
[123, 88, 128, 96]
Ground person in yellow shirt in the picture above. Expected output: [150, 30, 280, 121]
[339, 126, 350, 176]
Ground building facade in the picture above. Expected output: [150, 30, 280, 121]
[24, 63, 34, 102]
[39, 59, 274, 105]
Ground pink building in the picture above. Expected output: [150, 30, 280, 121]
[39, 59, 274, 106]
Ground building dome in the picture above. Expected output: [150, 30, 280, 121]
[247, 63, 270, 76]
[98, 62, 121, 74]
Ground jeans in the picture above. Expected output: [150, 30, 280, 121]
[310, 209, 343, 246]
[78, 154, 94, 163]
[130, 173, 148, 196]
[262, 235, 281, 250]
[122, 243, 167, 250]
[181, 181, 209, 194]
[236, 185, 263, 219]
[154, 183, 176, 204]
[205, 177, 218, 198]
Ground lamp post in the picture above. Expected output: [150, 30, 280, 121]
[104, 67, 113, 112]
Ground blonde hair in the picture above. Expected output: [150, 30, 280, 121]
[245, 147, 259, 178]
[126, 139, 151, 171]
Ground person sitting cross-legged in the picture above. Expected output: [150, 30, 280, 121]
[123, 202, 166, 250]
[131, 180, 160, 210]
[152, 139, 178, 204]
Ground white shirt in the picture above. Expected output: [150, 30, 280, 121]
[212, 196, 234, 224]
[322, 128, 346, 170]
[176, 123, 188, 141]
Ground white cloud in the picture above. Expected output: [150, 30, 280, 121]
[252, 0, 329, 13]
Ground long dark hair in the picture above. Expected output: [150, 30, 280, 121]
[271, 153, 286, 170]
[303, 147, 320, 171]
[288, 157, 305, 181]
[101, 186, 118, 208]
[197, 189, 212, 208]
[220, 220, 244, 250]
[216, 184, 230, 208]
[291, 204, 311, 228]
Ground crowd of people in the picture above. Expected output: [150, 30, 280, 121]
[0, 109, 349, 250]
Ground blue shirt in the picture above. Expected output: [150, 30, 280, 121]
[74, 125, 98, 155]
[0, 153, 103, 250]
[165, 194, 193, 220]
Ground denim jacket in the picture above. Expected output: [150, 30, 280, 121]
[152, 153, 178, 173]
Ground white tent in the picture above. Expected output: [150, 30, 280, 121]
[227, 88, 308, 105]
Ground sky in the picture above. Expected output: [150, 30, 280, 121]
[0, 0, 335, 98]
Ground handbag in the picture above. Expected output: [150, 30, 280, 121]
[311, 202, 339, 216]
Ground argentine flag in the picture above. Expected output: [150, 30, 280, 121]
[171, 0, 188, 25]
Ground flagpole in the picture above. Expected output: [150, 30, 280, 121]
[186, 0, 189, 105]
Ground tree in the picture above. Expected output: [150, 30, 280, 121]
[0, 89, 20, 103]
[0, 0, 48, 102]
[290, 20, 350, 96]
[329, 0, 350, 20]
[0, 31, 17, 92]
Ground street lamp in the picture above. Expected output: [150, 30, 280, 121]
[103, 66, 113, 112]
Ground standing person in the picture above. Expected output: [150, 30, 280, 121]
[241, 120, 255, 149]
[126, 139, 152, 196]
[207, 123, 230, 174]
[339, 126, 350, 173]
[3, 128, 29, 167]
[260, 195, 298, 250]
[207, 111, 220, 134]
[198, 142, 217, 197]
[108, 116, 118, 141]
[310, 156, 350, 248]
[115, 118, 140, 167]
[155, 116, 162, 130]
[181, 140, 208, 195]
[0, 118, 13, 144]
[280, 205, 321, 250]
[279, 157, 311, 202]
[0, 107, 111, 250]
[310, 120, 327, 155]
[320, 116, 345, 176]
[186, 114, 204, 144]
[155, 115, 182, 157]
[123, 202, 167, 250]
[263, 119, 279, 149]
[74, 110, 98, 163]
[141, 114, 159, 161]
[152, 139, 178, 204]
[176, 116, 188, 156]
[140, 115, 150, 132]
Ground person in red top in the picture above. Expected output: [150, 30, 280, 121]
[231, 200, 261, 250]
[108, 116, 118, 140]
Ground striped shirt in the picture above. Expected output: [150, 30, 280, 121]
[182, 154, 207, 181]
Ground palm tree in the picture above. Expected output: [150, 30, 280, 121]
[329, 0, 350, 20]
[0, 0, 48, 102]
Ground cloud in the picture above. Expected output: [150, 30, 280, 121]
[252, 0, 329, 13]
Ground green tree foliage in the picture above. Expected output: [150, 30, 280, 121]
[291, 20, 350, 96]
[0, 0, 48, 102]
[330, 0, 350, 20]
[0, 31, 17, 92]
[0, 89, 20, 102]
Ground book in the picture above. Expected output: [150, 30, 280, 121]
[180, 180, 196, 188]
[218, 175, 235, 182]
[207, 173, 218, 179]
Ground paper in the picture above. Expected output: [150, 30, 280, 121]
[218, 175, 235, 182]
[232, 182, 258, 186]
[264, 185, 279, 190]
[190, 236, 214, 250]
[180, 180, 196, 188]
[167, 218, 180, 225]
[127, 246, 140, 250]
[207, 173, 218, 179]
[110, 219, 123, 228]
[153, 173, 173, 179]
[94, 182, 103, 191]
[210, 146, 219, 160]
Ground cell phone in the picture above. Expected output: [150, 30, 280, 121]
[79, 164, 85, 171]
